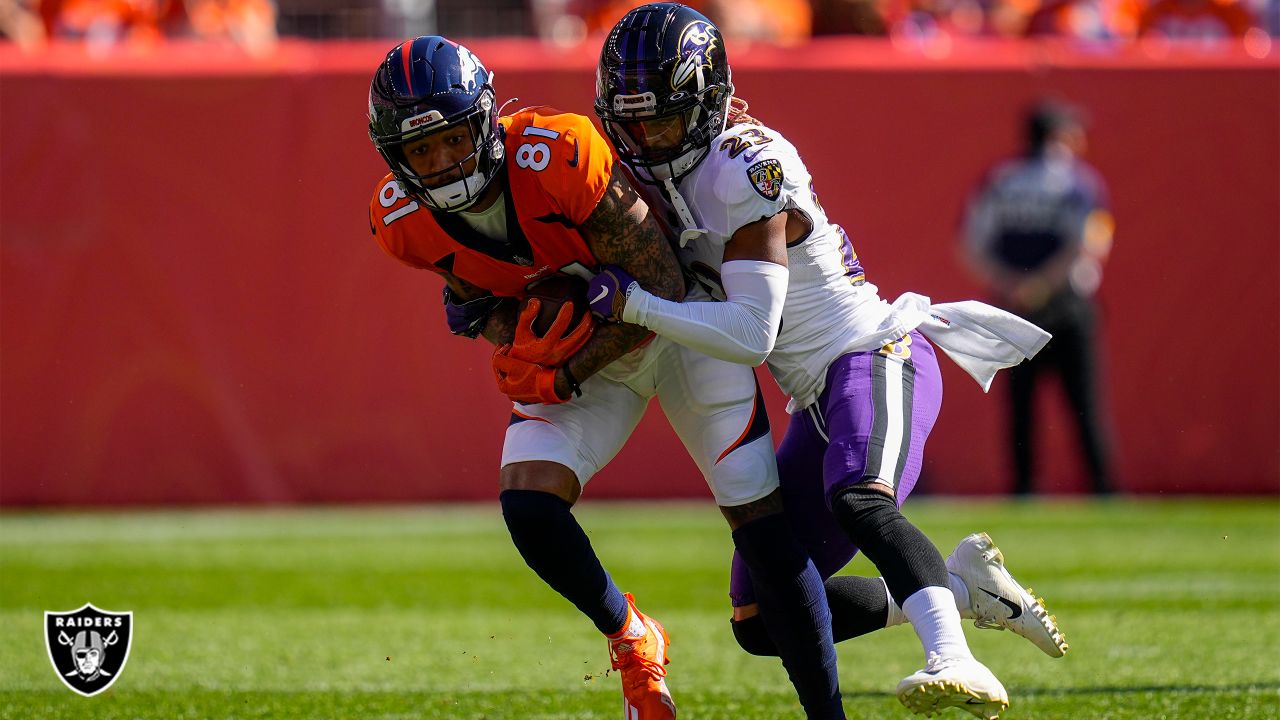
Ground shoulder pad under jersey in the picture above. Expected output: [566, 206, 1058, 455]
[502, 107, 614, 226]
[693, 123, 804, 237]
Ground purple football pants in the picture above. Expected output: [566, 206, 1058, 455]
[730, 330, 944, 606]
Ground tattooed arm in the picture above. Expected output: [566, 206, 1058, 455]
[439, 270, 517, 346]
[553, 165, 686, 397]
[479, 303, 518, 346]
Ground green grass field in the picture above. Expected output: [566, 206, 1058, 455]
[1, 499, 1277, 719]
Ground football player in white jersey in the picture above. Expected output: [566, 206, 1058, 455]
[589, 4, 1067, 719]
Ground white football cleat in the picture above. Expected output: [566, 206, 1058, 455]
[897, 652, 1009, 719]
[947, 532, 1069, 658]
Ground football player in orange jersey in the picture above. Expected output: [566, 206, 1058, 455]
[366, 36, 841, 719]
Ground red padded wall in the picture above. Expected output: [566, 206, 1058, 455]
[1, 40, 1276, 504]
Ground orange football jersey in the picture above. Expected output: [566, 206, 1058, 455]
[368, 107, 614, 298]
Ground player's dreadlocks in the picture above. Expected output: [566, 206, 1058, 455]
[726, 96, 761, 128]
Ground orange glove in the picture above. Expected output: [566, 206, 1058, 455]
[492, 344, 566, 405]
[508, 299, 595, 367]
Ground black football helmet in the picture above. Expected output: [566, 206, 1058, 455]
[595, 3, 734, 184]
[368, 36, 504, 211]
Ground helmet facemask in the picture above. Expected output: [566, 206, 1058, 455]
[367, 38, 505, 213]
[595, 5, 735, 186]
[600, 81, 730, 184]
[371, 87, 503, 212]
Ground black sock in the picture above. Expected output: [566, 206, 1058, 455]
[830, 486, 949, 606]
[731, 614, 777, 656]
[732, 575, 891, 656]
[500, 489, 629, 635]
[826, 575, 891, 640]
[733, 513, 844, 720]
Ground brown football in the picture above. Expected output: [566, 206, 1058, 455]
[521, 275, 590, 336]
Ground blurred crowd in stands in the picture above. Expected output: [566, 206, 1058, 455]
[2, 0, 1275, 53]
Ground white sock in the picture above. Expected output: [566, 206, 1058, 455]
[881, 577, 907, 628]
[901, 585, 973, 661]
[609, 607, 647, 640]
[623, 610, 646, 638]
[882, 576, 971, 625]
[950, 572, 974, 618]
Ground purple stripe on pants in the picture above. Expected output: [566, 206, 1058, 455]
[729, 330, 943, 607]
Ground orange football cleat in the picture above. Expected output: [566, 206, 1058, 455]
[608, 593, 676, 720]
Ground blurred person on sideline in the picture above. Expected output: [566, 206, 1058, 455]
[591, 4, 1068, 718]
[365, 35, 844, 719]
[34, 0, 274, 48]
[877, 0, 1030, 41]
[38, 0, 181, 43]
[538, 0, 809, 43]
[962, 101, 1116, 496]
[184, 0, 276, 50]
[1023, 0, 1144, 39]
[1, 0, 47, 46]
[810, 0, 887, 35]
[1137, 0, 1258, 38]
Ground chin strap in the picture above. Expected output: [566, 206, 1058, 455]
[661, 178, 707, 248]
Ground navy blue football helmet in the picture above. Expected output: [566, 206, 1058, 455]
[368, 37, 504, 211]
[595, 3, 733, 184]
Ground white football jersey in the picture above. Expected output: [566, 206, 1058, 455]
[666, 122, 897, 410]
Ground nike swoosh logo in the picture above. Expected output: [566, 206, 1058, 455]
[979, 587, 1022, 619]
[590, 286, 610, 304]
[567, 139, 580, 167]
[742, 148, 764, 163]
